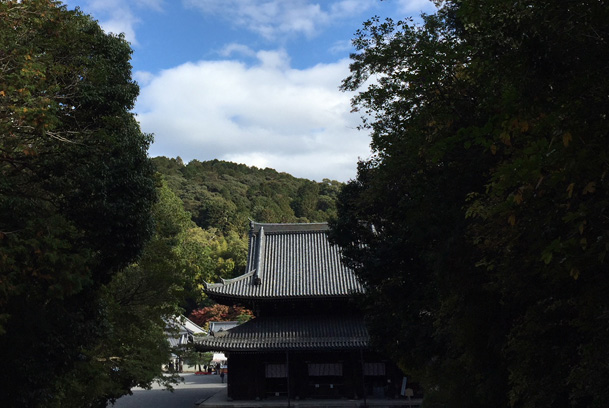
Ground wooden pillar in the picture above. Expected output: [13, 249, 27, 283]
[286, 351, 291, 407]
[360, 349, 367, 407]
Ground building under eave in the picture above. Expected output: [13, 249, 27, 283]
[194, 222, 407, 401]
[165, 315, 206, 372]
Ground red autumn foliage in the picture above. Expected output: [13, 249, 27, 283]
[188, 304, 254, 327]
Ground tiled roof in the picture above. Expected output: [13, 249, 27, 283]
[205, 222, 364, 300]
[165, 315, 206, 349]
[168, 334, 191, 348]
[193, 315, 369, 352]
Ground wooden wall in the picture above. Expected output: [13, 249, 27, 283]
[227, 350, 405, 401]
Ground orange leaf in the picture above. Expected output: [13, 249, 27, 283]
[514, 190, 523, 205]
[562, 132, 572, 147]
[500, 132, 511, 146]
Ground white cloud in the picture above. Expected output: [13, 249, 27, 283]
[182, 0, 376, 41]
[219, 43, 258, 59]
[136, 51, 371, 182]
[330, 0, 376, 15]
[329, 39, 355, 55]
[396, 0, 437, 14]
[71, 0, 165, 45]
[134, 0, 164, 12]
[133, 70, 155, 86]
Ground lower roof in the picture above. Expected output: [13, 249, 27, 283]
[193, 315, 370, 352]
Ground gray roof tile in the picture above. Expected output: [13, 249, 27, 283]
[194, 315, 369, 352]
[205, 222, 364, 300]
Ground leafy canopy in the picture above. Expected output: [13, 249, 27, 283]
[0, 1, 156, 406]
[331, 0, 607, 406]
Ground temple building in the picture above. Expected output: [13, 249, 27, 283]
[194, 222, 407, 402]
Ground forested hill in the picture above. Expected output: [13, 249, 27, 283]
[152, 156, 343, 235]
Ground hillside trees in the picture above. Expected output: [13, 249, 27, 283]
[152, 157, 342, 233]
[0, 1, 157, 406]
[331, 0, 607, 406]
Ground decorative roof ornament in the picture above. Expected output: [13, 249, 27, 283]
[252, 225, 265, 285]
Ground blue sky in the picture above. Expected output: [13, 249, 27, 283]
[63, 0, 437, 182]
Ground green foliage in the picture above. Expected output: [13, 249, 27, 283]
[331, 1, 607, 406]
[0, 1, 156, 406]
[56, 180, 194, 406]
[182, 350, 214, 372]
[177, 226, 248, 308]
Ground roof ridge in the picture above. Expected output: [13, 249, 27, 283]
[251, 221, 328, 226]
[205, 270, 256, 289]
[249, 221, 329, 234]
[253, 225, 264, 285]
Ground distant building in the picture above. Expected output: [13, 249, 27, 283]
[166, 315, 206, 348]
[208, 322, 239, 366]
[194, 222, 408, 401]
[209, 321, 240, 335]
[165, 315, 206, 372]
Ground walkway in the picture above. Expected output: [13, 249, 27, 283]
[108, 373, 226, 408]
[198, 384, 422, 408]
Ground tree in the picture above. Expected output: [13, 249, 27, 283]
[0, 1, 155, 406]
[331, 0, 607, 406]
[292, 180, 320, 219]
[182, 350, 214, 373]
[457, 2, 608, 405]
[55, 180, 195, 407]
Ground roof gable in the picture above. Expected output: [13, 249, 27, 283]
[209, 321, 240, 334]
